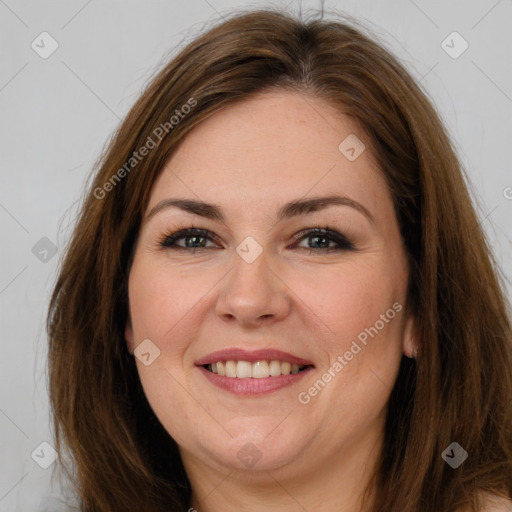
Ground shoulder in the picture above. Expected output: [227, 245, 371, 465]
[485, 496, 512, 511]
[457, 494, 512, 512]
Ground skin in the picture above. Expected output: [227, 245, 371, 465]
[125, 89, 418, 511]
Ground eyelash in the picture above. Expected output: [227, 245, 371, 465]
[157, 225, 356, 253]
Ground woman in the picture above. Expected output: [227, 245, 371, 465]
[47, 8, 512, 512]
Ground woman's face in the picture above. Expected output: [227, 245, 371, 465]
[125, 90, 416, 481]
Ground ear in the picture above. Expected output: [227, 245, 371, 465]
[402, 312, 419, 359]
[125, 317, 135, 355]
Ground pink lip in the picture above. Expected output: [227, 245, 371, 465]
[194, 348, 314, 367]
[195, 348, 315, 396]
[198, 365, 314, 395]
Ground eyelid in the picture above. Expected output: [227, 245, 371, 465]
[291, 227, 356, 251]
[158, 224, 356, 252]
[157, 226, 220, 248]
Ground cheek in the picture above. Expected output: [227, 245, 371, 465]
[127, 262, 208, 442]
[289, 259, 404, 340]
[296, 265, 405, 420]
[294, 260, 406, 393]
[128, 260, 208, 349]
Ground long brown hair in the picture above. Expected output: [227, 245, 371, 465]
[47, 8, 512, 511]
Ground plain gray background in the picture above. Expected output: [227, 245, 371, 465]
[0, 0, 511, 510]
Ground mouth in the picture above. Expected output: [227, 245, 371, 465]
[195, 348, 315, 395]
[203, 360, 311, 378]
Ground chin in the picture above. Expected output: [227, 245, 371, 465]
[181, 422, 310, 474]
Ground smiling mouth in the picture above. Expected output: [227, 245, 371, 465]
[204, 360, 312, 379]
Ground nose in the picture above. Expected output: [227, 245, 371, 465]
[215, 247, 291, 328]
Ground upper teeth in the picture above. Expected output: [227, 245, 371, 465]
[208, 360, 305, 378]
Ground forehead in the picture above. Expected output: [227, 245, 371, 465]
[146, 90, 390, 221]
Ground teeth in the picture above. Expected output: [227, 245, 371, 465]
[252, 361, 269, 379]
[225, 360, 237, 378]
[206, 360, 306, 378]
[269, 360, 281, 376]
[236, 361, 252, 378]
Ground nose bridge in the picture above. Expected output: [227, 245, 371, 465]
[216, 238, 289, 325]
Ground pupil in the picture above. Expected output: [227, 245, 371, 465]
[311, 235, 329, 249]
[186, 236, 206, 248]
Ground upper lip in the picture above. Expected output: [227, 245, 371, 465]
[195, 348, 314, 367]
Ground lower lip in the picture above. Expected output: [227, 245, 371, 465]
[197, 365, 314, 395]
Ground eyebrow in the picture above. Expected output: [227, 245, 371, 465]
[145, 195, 375, 225]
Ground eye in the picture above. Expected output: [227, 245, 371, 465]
[158, 226, 355, 253]
[292, 227, 356, 252]
[159, 227, 219, 250]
